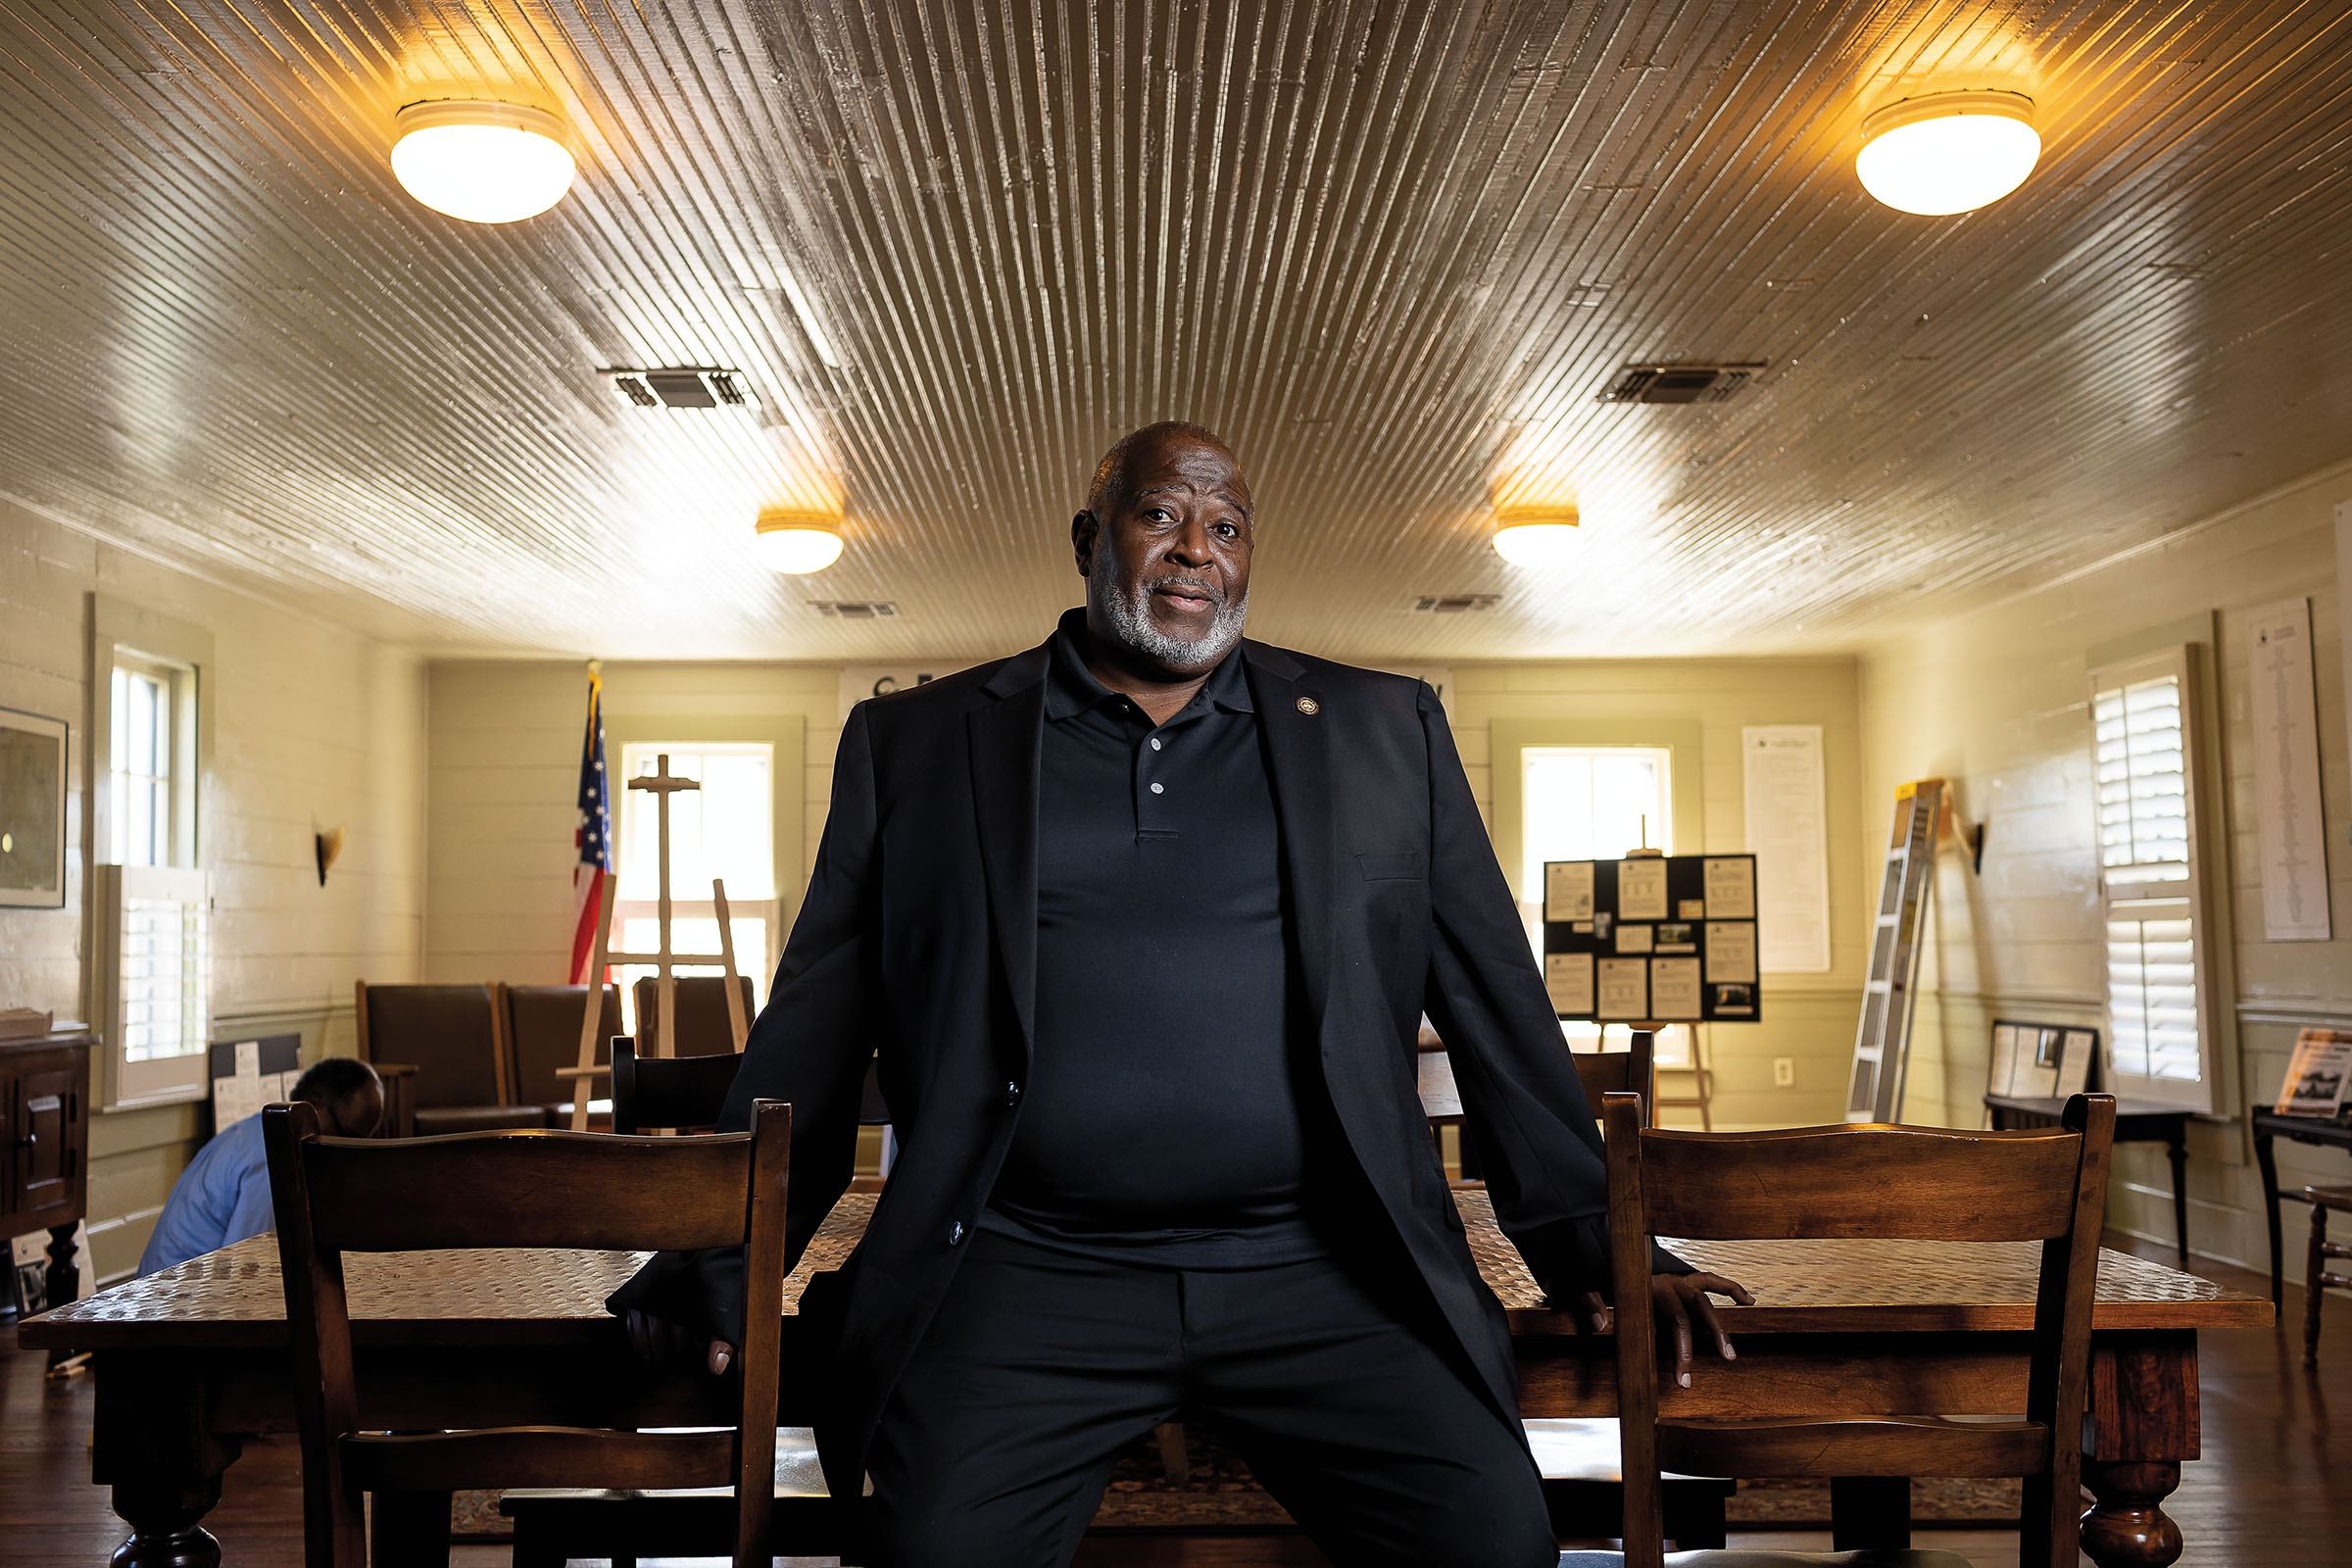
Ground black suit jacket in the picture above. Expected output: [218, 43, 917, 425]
[612, 630, 1626, 1487]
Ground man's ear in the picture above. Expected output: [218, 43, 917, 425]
[1071, 511, 1098, 577]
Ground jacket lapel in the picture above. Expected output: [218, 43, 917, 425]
[1245, 643, 1336, 1029]
[968, 641, 1051, 1057]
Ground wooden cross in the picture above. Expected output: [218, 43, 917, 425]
[559, 754, 752, 1130]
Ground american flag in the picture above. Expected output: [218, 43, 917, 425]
[567, 669, 612, 983]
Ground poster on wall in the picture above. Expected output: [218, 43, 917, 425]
[0, 707, 68, 909]
[1741, 725, 1832, 971]
[2247, 598, 2331, 941]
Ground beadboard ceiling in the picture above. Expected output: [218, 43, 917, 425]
[2, 1, 2348, 660]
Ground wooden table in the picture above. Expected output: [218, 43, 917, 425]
[1985, 1094, 2193, 1266]
[2251, 1107, 2352, 1307]
[22, 1190, 2268, 1568]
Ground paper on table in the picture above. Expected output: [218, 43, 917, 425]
[1617, 858, 1669, 921]
[1740, 727, 1831, 971]
[1545, 953, 1595, 1016]
[1701, 857, 1757, 921]
[1545, 860, 1595, 922]
[1987, 1024, 2019, 1098]
[1704, 920, 1758, 984]
[1596, 958, 1648, 1020]
[2057, 1030, 2096, 1098]
[1616, 924, 1654, 955]
[1649, 957, 1702, 1020]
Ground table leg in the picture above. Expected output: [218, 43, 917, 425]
[1829, 1476, 1910, 1548]
[2081, 1461, 2182, 1567]
[2082, 1331, 2196, 1568]
[106, 1476, 223, 1568]
[44, 1220, 85, 1372]
[2165, 1128, 2189, 1268]
[2255, 1129, 2282, 1309]
[90, 1350, 242, 1568]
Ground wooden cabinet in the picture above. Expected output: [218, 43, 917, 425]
[1, 1030, 93, 1316]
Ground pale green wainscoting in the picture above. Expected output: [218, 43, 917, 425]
[81, 999, 359, 1287]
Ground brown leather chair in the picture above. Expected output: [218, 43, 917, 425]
[500, 983, 622, 1124]
[631, 973, 755, 1057]
[354, 980, 548, 1137]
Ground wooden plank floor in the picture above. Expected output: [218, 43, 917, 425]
[5, 1233, 2343, 1566]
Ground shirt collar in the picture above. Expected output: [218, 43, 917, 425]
[1045, 607, 1254, 721]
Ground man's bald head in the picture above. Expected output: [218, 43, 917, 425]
[1085, 421, 1247, 521]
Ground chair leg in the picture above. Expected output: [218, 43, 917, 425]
[368, 1489, 451, 1567]
[2308, 1203, 2329, 1368]
[1153, 1421, 1192, 1483]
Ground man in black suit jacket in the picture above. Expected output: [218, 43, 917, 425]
[615, 422, 1747, 1566]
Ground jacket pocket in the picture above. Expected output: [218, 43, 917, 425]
[1356, 850, 1426, 881]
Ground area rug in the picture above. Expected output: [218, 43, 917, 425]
[451, 1430, 2025, 1540]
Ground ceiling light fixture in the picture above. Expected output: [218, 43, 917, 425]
[1491, 507, 1580, 566]
[1855, 90, 2039, 216]
[755, 510, 845, 574]
[390, 100, 576, 223]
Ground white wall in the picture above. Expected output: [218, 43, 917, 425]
[1859, 456, 2352, 1271]
[0, 497, 427, 1281]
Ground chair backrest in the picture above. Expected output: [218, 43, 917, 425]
[1600, 1091, 2115, 1568]
[611, 1036, 743, 1135]
[633, 973, 756, 1057]
[1571, 1031, 1653, 1113]
[501, 983, 622, 1106]
[354, 980, 505, 1109]
[264, 1099, 790, 1568]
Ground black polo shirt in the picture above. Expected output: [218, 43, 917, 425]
[982, 611, 1324, 1268]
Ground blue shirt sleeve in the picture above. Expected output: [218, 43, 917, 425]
[223, 1158, 279, 1250]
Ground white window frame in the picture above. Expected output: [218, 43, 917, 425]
[89, 595, 214, 1109]
[2090, 645, 2223, 1111]
[611, 736, 789, 1026]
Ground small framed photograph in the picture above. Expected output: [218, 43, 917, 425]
[0, 707, 69, 909]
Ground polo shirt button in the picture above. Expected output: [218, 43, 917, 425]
[948, 1220, 966, 1246]
[1150, 782, 1164, 794]
[1004, 1081, 1022, 1106]
[1151, 737, 1162, 751]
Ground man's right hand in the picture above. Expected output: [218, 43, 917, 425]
[622, 1307, 733, 1375]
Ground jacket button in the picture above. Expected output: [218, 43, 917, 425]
[1004, 1081, 1023, 1106]
[948, 1220, 966, 1246]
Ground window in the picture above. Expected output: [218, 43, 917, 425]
[2091, 647, 2219, 1110]
[90, 596, 212, 1107]
[1519, 745, 1674, 1053]
[1518, 747, 1674, 939]
[613, 743, 779, 1026]
[110, 655, 192, 868]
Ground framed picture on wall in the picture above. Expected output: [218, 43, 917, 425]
[0, 707, 68, 909]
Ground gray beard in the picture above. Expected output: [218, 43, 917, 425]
[1097, 573, 1250, 668]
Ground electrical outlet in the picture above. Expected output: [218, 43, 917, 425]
[1773, 1056, 1795, 1088]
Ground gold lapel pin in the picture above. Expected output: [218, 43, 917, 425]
[1297, 697, 1320, 715]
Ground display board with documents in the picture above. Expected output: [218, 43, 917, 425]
[1540, 854, 1763, 1022]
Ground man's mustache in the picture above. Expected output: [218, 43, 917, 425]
[1147, 575, 1225, 606]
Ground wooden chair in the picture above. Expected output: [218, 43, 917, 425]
[1572, 1091, 2116, 1568]
[2302, 1184, 2352, 1365]
[500, 982, 621, 1125]
[353, 980, 547, 1136]
[263, 1098, 791, 1568]
[611, 1036, 744, 1135]
[1412, 1030, 1724, 1543]
[632, 973, 756, 1057]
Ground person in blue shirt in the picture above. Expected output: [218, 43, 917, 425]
[138, 1057, 384, 1276]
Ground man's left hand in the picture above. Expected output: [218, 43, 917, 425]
[1571, 1272, 1755, 1388]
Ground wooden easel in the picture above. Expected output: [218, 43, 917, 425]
[560, 754, 751, 1130]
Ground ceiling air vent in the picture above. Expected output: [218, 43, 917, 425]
[811, 601, 898, 619]
[603, 367, 757, 410]
[1413, 594, 1500, 613]
[1600, 362, 1767, 405]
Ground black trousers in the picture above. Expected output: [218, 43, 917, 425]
[862, 1228, 1558, 1568]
